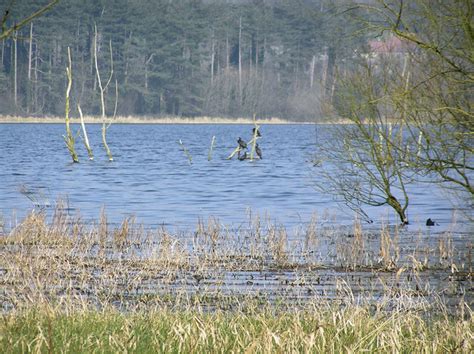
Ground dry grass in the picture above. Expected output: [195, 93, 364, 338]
[0, 205, 472, 352]
[0, 114, 304, 125]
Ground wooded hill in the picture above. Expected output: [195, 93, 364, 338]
[0, 0, 367, 120]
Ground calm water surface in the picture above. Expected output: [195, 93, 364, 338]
[0, 124, 471, 232]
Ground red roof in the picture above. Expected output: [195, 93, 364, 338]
[368, 36, 411, 53]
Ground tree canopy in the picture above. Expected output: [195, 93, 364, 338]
[0, 0, 365, 120]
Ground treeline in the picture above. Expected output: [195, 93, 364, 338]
[0, 0, 366, 120]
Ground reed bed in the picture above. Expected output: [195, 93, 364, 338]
[0, 114, 296, 125]
[0, 205, 472, 352]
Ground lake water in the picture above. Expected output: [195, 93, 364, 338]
[1, 123, 472, 311]
[0, 123, 471, 233]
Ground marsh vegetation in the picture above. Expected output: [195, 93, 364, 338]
[1, 205, 472, 351]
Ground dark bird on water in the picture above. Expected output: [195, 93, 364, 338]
[255, 143, 262, 159]
[252, 127, 262, 137]
[237, 137, 247, 149]
[426, 218, 437, 226]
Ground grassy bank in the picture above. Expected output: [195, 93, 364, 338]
[2, 305, 472, 353]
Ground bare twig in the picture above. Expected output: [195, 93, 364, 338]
[1, 0, 59, 40]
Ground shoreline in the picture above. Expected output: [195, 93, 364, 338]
[0, 115, 346, 125]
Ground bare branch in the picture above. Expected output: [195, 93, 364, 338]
[1, 0, 59, 41]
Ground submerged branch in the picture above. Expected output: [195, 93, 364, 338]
[178, 139, 192, 165]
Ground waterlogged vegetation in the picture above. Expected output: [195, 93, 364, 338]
[1, 205, 472, 351]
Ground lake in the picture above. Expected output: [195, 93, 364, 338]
[1, 123, 472, 312]
[0, 123, 471, 232]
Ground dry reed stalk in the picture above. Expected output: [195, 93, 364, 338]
[267, 224, 288, 266]
[352, 217, 365, 266]
[380, 224, 394, 269]
[303, 214, 319, 258]
[336, 217, 366, 269]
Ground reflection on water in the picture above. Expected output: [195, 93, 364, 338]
[0, 123, 471, 232]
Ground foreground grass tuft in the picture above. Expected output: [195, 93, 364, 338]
[2, 306, 472, 353]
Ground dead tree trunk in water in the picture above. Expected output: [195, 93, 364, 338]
[249, 114, 261, 161]
[94, 25, 114, 161]
[208, 135, 216, 161]
[64, 47, 79, 163]
[77, 104, 94, 160]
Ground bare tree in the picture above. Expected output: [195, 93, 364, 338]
[318, 0, 473, 223]
[316, 61, 412, 224]
[1, 0, 59, 40]
[358, 0, 473, 197]
[94, 24, 115, 162]
[63, 47, 79, 163]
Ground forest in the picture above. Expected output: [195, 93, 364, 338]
[0, 0, 366, 120]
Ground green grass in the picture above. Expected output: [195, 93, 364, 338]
[2, 306, 472, 353]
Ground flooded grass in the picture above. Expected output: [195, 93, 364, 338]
[0, 205, 472, 351]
